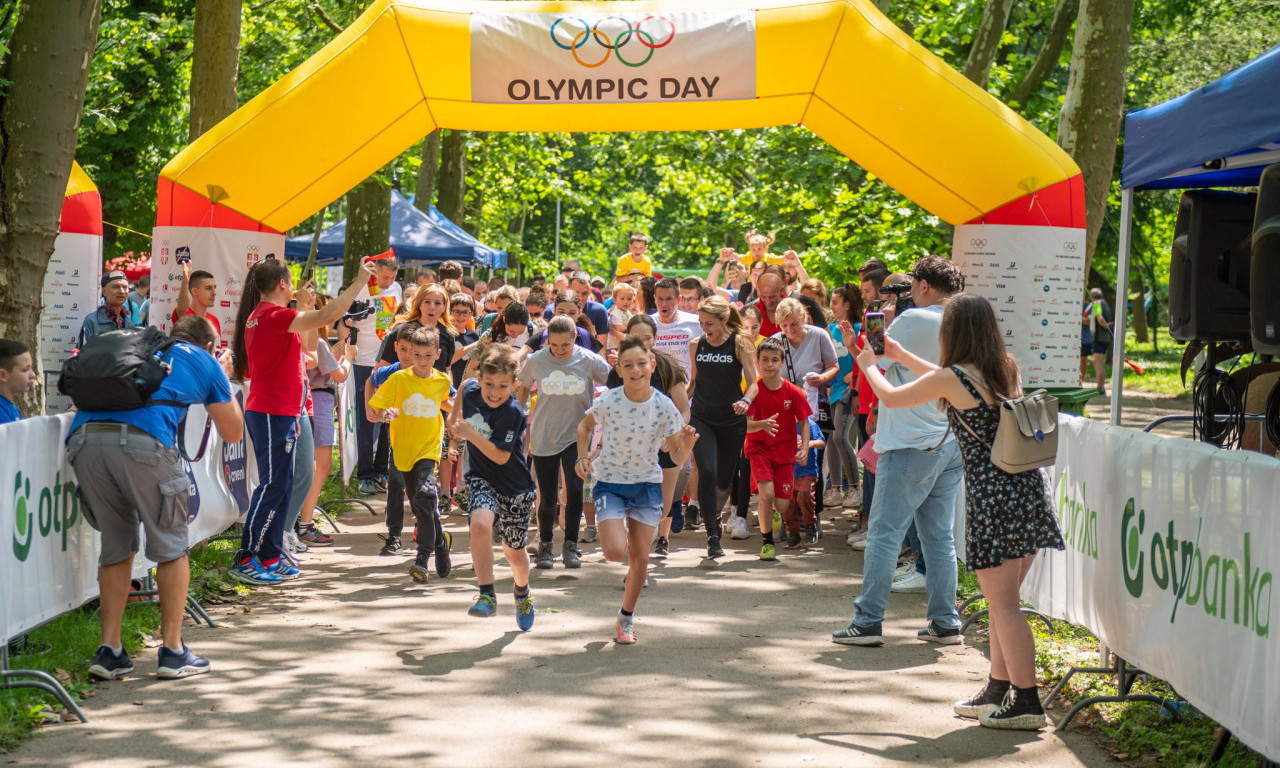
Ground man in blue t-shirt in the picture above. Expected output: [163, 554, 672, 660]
[67, 316, 243, 682]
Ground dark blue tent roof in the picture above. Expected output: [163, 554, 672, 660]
[284, 190, 507, 267]
[1122, 44, 1280, 190]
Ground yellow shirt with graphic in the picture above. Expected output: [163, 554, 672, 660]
[369, 368, 452, 471]
[615, 253, 652, 277]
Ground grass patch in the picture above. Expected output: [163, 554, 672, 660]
[1113, 329, 1192, 398]
[0, 601, 159, 751]
[1, 539, 241, 752]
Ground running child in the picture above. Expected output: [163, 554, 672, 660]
[576, 336, 698, 644]
[447, 345, 537, 630]
[745, 337, 811, 561]
[368, 325, 455, 584]
[783, 415, 825, 548]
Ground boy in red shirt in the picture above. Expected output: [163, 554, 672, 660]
[745, 337, 811, 561]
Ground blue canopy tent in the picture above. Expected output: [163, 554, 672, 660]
[284, 189, 507, 268]
[1108, 44, 1280, 423]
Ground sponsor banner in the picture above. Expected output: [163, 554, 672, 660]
[41, 232, 101, 414]
[952, 224, 1085, 388]
[1025, 417, 1278, 761]
[471, 11, 755, 105]
[149, 226, 288, 351]
[1, 384, 256, 643]
[338, 375, 358, 485]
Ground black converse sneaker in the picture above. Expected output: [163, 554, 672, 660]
[954, 678, 1010, 719]
[978, 687, 1048, 730]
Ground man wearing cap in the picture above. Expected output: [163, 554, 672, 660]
[616, 232, 652, 278]
[78, 271, 137, 347]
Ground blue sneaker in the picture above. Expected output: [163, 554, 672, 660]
[358, 480, 378, 495]
[514, 590, 535, 631]
[468, 593, 497, 618]
[669, 503, 685, 533]
[157, 645, 210, 679]
[832, 621, 883, 647]
[230, 557, 284, 586]
[88, 645, 133, 680]
[266, 557, 300, 580]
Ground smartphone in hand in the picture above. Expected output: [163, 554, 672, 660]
[865, 311, 886, 355]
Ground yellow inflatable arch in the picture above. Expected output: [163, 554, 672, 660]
[157, 0, 1084, 233]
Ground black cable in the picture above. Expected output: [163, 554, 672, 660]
[1264, 377, 1280, 450]
[1192, 367, 1244, 447]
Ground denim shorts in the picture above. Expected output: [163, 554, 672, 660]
[593, 481, 664, 527]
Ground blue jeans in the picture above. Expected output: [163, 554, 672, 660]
[852, 442, 963, 629]
[285, 412, 314, 533]
[353, 364, 390, 482]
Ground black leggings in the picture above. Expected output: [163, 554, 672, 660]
[532, 444, 583, 544]
[689, 415, 747, 540]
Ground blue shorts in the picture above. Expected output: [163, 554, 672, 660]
[593, 481, 664, 527]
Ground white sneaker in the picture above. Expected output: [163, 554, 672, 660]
[728, 516, 750, 540]
[285, 530, 308, 554]
[822, 488, 844, 507]
[893, 560, 914, 580]
[848, 530, 869, 551]
[844, 488, 863, 508]
[846, 530, 861, 545]
[891, 570, 928, 593]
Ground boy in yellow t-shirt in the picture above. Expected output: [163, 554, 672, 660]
[370, 325, 455, 584]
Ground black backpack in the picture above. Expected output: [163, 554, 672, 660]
[60, 326, 182, 410]
[59, 326, 210, 460]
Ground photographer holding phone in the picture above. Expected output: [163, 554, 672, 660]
[832, 255, 967, 648]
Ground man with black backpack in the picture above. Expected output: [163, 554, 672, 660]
[63, 316, 243, 681]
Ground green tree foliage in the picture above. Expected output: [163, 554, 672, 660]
[70, 0, 1280, 306]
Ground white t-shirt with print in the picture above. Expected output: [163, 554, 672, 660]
[586, 387, 682, 484]
[653, 310, 701, 377]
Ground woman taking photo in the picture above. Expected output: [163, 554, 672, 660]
[686, 296, 757, 558]
[826, 284, 863, 508]
[230, 258, 376, 584]
[852, 294, 1064, 730]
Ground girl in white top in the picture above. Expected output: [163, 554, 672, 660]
[577, 336, 698, 645]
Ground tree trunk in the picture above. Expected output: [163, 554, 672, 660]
[437, 129, 467, 226]
[1130, 266, 1149, 343]
[963, 0, 1014, 90]
[1008, 0, 1078, 108]
[343, 177, 390, 286]
[463, 132, 487, 237]
[0, 0, 104, 417]
[1057, 0, 1136, 279]
[189, 0, 242, 142]
[413, 130, 441, 213]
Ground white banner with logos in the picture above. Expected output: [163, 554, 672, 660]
[149, 226, 287, 350]
[471, 11, 755, 105]
[0, 385, 256, 644]
[1025, 417, 1278, 761]
[40, 232, 102, 413]
[952, 224, 1085, 388]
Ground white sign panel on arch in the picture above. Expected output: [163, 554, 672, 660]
[952, 224, 1086, 389]
[470, 11, 756, 105]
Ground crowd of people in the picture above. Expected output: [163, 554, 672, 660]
[0, 229, 1072, 732]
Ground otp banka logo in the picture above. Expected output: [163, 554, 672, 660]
[12, 470, 80, 562]
[551, 16, 675, 68]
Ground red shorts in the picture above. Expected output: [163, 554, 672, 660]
[748, 452, 794, 498]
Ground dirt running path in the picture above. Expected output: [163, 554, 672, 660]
[12, 505, 1116, 768]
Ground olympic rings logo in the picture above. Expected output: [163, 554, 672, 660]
[549, 16, 676, 68]
[970, 238, 988, 248]
[1064, 241, 1078, 252]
